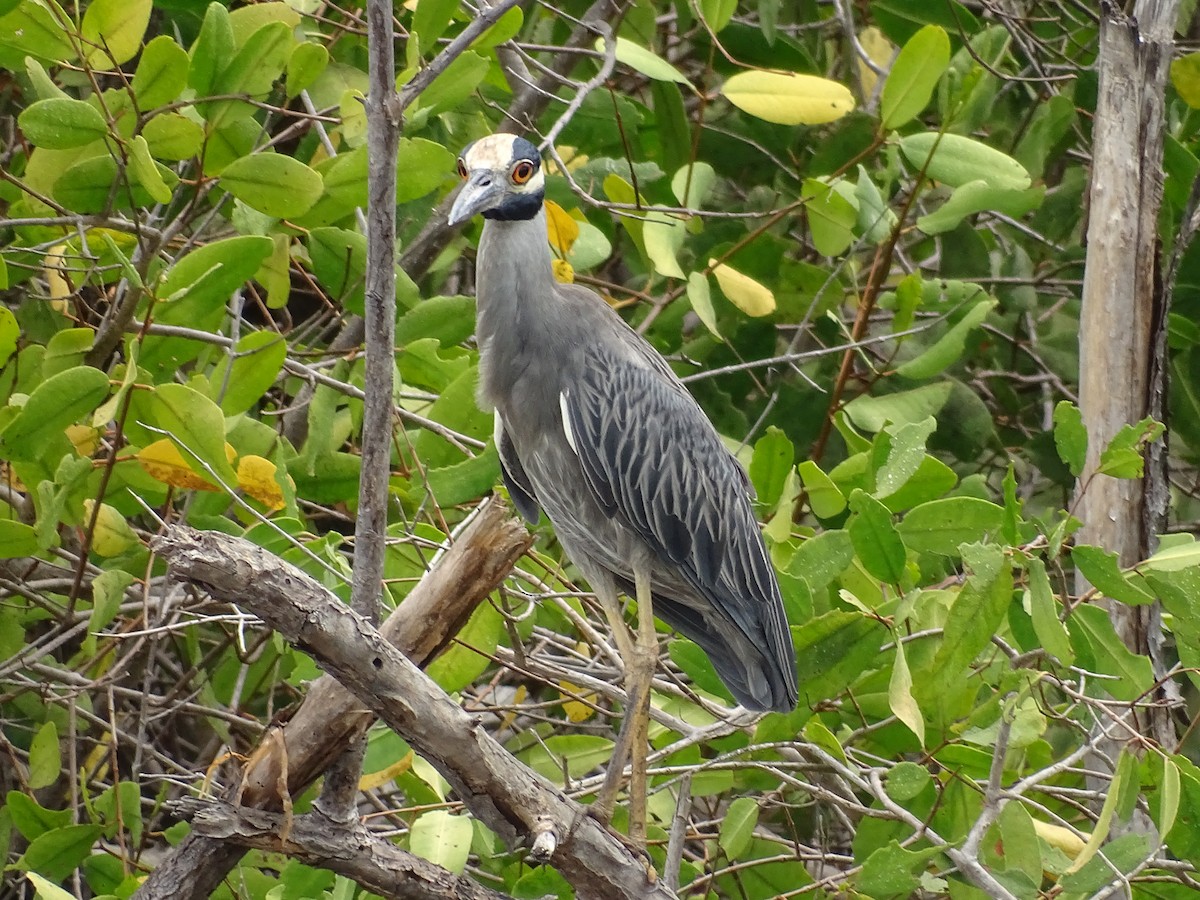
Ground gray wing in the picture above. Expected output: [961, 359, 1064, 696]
[495, 412, 540, 524]
[561, 346, 789, 658]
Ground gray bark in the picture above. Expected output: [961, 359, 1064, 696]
[132, 498, 532, 900]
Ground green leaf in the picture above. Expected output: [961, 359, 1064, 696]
[899, 132, 1031, 190]
[1161, 757, 1181, 839]
[997, 801, 1041, 886]
[395, 138, 456, 203]
[142, 113, 204, 160]
[848, 490, 907, 584]
[157, 235, 274, 314]
[397, 295, 475, 347]
[285, 41, 328, 98]
[881, 25, 950, 129]
[188, 2, 235, 96]
[81, 0, 152, 66]
[1052, 400, 1087, 476]
[672, 162, 716, 208]
[128, 135, 172, 204]
[209, 21, 293, 121]
[219, 153, 323, 219]
[793, 611, 885, 705]
[916, 181, 1044, 234]
[798, 460, 846, 518]
[132, 34, 190, 108]
[929, 543, 1010, 686]
[896, 497, 1004, 556]
[1072, 544, 1155, 605]
[412, 0, 458, 49]
[424, 448, 501, 509]
[0, 306, 18, 367]
[719, 797, 759, 860]
[0, 521, 40, 558]
[884, 761, 930, 802]
[6, 792, 71, 839]
[417, 50, 489, 116]
[843, 383, 953, 431]
[603, 36, 691, 86]
[147, 383, 237, 484]
[859, 841, 942, 898]
[1067, 604, 1154, 701]
[1060, 833, 1151, 895]
[700, 0, 737, 31]
[1142, 538, 1200, 572]
[1026, 558, 1073, 664]
[1064, 750, 1137, 878]
[1172, 52, 1200, 108]
[802, 178, 857, 256]
[722, 70, 854, 125]
[211, 332, 287, 415]
[749, 427, 794, 508]
[84, 569, 133, 657]
[53, 155, 179, 213]
[687, 272, 722, 339]
[409, 810, 472, 875]
[1097, 417, 1164, 478]
[0, 367, 111, 462]
[669, 638, 730, 700]
[307, 227, 367, 314]
[27, 722, 60, 790]
[18, 98, 108, 149]
[518, 734, 614, 783]
[895, 297, 996, 379]
[643, 216, 685, 279]
[17, 824, 104, 882]
[788, 529, 855, 592]
[875, 416, 936, 499]
[424, 591, 502, 691]
[888, 637, 924, 745]
[0, 0, 77, 64]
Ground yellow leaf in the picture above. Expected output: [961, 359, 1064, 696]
[66, 424, 100, 456]
[137, 439, 220, 491]
[709, 260, 776, 316]
[1031, 819, 1087, 860]
[551, 259, 575, 284]
[559, 680, 598, 722]
[43, 244, 72, 314]
[359, 750, 413, 791]
[721, 70, 855, 126]
[544, 199, 580, 256]
[83, 499, 140, 556]
[237, 454, 286, 510]
[856, 27, 893, 98]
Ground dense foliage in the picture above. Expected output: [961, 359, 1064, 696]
[1, 0, 1199, 897]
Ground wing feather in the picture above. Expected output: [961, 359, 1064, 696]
[495, 412, 540, 524]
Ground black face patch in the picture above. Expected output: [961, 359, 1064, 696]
[482, 190, 544, 221]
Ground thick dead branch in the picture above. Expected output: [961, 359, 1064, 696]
[151, 523, 673, 900]
[171, 798, 518, 900]
[133, 497, 533, 900]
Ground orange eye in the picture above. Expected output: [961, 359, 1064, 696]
[511, 160, 535, 184]
[456, 158, 468, 179]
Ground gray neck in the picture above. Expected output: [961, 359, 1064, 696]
[475, 209, 559, 406]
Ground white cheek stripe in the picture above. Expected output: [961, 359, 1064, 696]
[559, 392, 578, 455]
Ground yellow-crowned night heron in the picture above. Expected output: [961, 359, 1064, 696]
[449, 134, 797, 839]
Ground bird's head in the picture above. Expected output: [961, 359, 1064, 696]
[448, 134, 545, 225]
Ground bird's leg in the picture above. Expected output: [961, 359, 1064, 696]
[627, 567, 657, 848]
[592, 584, 635, 827]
